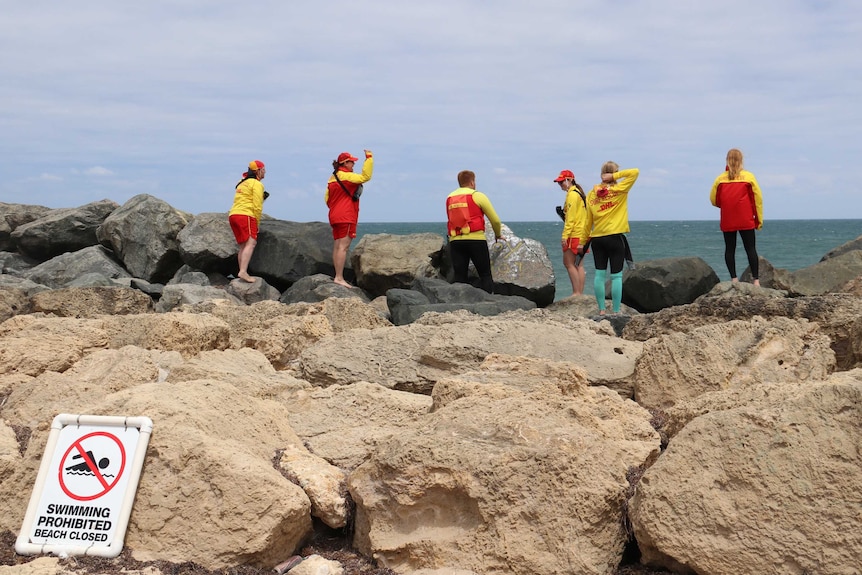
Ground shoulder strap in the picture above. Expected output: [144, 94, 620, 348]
[333, 170, 359, 200]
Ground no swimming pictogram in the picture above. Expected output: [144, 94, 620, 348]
[58, 431, 127, 501]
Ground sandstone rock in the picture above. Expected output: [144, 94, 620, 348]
[633, 316, 835, 410]
[250, 220, 343, 290]
[0, 202, 54, 252]
[281, 381, 432, 471]
[630, 372, 862, 575]
[277, 444, 349, 529]
[99, 312, 231, 357]
[279, 273, 370, 304]
[349, 356, 660, 575]
[24, 245, 131, 289]
[0, 287, 35, 323]
[0, 315, 110, 377]
[287, 555, 343, 575]
[96, 194, 189, 283]
[10, 199, 119, 261]
[176, 212, 238, 274]
[622, 256, 719, 312]
[622, 292, 862, 371]
[350, 232, 446, 297]
[30, 286, 154, 317]
[298, 309, 642, 395]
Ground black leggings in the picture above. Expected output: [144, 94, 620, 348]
[590, 234, 627, 273]
[449, 239, 494, 293]
[723, 229, 759, 279]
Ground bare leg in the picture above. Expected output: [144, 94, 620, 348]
[332, 236, 353, 287]
[563, 250, 584, 295]
[236, 239, 257, 282]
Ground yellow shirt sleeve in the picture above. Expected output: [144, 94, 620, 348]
[472, 191, 502, 239]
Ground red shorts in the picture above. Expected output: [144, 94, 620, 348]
[332, 222, 357, 240]
[562, 238, 580, 253]
[229, 214, 258, 244]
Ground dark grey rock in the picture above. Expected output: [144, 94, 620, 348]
[168, 264, 211, 286]
[249, 220, 346, 290]
[0, 251, 40, 276]
[758, 250, 862, 296]
[279, 273, 370, 304]
[10, 199, 119, 261]
[24, 245, 131, 289]
[155, 283, 242, 312]
[622, 257, 720, 313]
[66, 272, 120, 288]
[130, 278, 164, 299]
[225, 277, 282, 304]
[97, 194, 190, 283]
[0, 202, 53, 252]
[820, 235, 862, 261]
[177, 212, 239, 274]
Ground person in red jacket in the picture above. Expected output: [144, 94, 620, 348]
[325, 150, 373, 287]
[710, 148, 764, 286]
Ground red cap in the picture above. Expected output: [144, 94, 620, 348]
[249, 160, 265, 170]
[337, 152, 359, 164]
[553, 169, 575, 183]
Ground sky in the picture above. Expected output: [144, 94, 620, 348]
[2, 1, 861, 223]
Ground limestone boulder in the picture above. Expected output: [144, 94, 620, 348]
[622, 292, 862, 371]
[281, 381, 432, 471]
[348, 355, 660, 575]
[630, 372, 862, 575]
[0, 202, 54, 252]
[30, 286, 154, 317]
[10, 199, 119, 261]
[279, 273, 371, 304]
[621, 256, 719, 313]
[0, 286, 35, 323]
[298, 308, 641, 396]
[96, 194, 190, 283]
[350, 232, 446, 297]
[250, 220, 342, 290]
[24, 246, 131, 289]
[633, 316, 835, 410]
[0, 315, 110, 377]
[98, 312, 231, 357]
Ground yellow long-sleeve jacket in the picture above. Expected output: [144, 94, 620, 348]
[229, 177, 265, 222]
[581, 168, 639, 243]
[562, 186, 588, 242]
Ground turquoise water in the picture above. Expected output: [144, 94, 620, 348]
[356, 220, 862, 300]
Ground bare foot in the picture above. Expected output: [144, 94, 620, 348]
[333, 278, 353, 288]
[753, 279, 761, 287]
[731, 278, 739, 283]
[237, 273, 256, 283]
[598, 310, 607, 316]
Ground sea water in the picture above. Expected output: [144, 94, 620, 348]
[356, 220, 862, 301]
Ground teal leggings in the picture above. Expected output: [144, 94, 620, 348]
[593, 270, 624, 313]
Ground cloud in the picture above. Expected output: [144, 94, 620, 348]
[84, 166, 114, 176]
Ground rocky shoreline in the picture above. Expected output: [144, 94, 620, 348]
[1, 196, 861, 575]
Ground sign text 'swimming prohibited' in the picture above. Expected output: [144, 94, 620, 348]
[16, 415, 152, 558]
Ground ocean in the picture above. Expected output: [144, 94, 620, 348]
[355, 220, 862, 301]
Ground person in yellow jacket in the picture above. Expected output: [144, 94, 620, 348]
[228, 160, 267, 283]
[581, 162, 639, 314]
[446, 170, 503, 293]
[553, 169, 588, 295]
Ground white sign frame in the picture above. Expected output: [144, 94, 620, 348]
[16, 414, 153, 558]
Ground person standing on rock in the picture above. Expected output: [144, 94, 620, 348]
[326, 150, 374, 287]
[553, 169, 588, 295]
[710, 148, 764, 287]
[582, 161, 639, 315]
[228, 160, 267, 283]
[446, 170, 503, 294]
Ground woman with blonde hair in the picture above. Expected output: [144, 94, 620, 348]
[709, 148, 764, 286]
[581, 161, 639, 314]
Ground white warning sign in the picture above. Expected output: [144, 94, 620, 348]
[16, 414, 152, 558]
